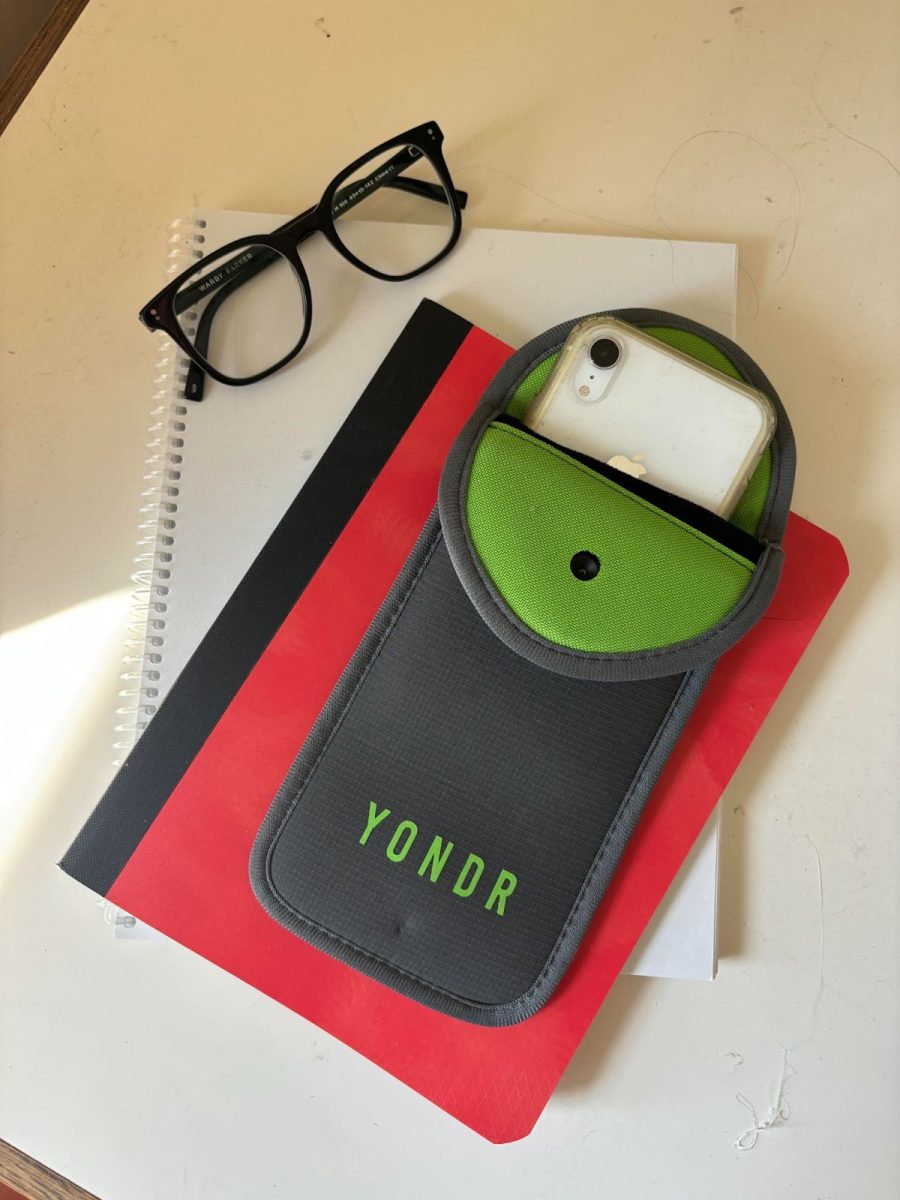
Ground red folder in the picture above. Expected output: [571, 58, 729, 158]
[63, 303, 848, 1142]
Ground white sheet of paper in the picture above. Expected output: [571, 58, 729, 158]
[134, 210, 738, 979]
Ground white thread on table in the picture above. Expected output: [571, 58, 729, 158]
[733, 835, 826, 1150]
[734, 1046, 795, 1151]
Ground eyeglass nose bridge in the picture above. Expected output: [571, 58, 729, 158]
[293, 224, 319, 250]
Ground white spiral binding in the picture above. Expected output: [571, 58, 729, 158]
[112, 215, 207, 764]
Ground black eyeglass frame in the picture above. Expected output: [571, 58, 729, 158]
[139, 121, 466, 401]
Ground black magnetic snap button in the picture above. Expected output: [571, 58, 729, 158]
[570, 551, 601, 581]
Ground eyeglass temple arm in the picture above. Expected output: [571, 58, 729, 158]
[328, 145, 467, 218]
[381, 176, 467, 207]
[174, 245, 280, 319]
[178, 247, 281, 400]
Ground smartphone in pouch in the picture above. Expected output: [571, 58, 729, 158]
[523, 317, 775, 517]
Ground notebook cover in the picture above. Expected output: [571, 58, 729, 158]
[61, 300, 848, 1142]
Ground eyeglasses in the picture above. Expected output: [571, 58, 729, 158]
[139, 121, 466, 401]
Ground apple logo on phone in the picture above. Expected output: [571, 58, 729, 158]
[607, 452, 647, 479]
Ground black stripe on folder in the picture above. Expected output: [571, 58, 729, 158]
[61, 300, 473, 896]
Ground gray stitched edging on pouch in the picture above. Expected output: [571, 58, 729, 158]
[438, 308, 796, 682]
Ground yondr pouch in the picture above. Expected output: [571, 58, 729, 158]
[250, 309, 796, 1026]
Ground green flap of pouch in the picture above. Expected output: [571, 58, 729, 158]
[466, 422, 756, 653]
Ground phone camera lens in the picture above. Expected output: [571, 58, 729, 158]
[589, 339, 620, 369]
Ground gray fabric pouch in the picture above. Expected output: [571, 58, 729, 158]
[250, 310, 795, 1026]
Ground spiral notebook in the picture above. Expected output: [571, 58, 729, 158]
[67, 294, 848, 1143]
[118, 210, 741, 978]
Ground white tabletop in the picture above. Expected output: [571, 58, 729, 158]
[1, 1, 898, 1196]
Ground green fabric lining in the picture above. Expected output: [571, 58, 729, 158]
[504, 325, 772, 536]
[731, 449, 771, 534]
[466, 422, 755, 654]
[642, 326, 740, 379]
[504, 354, 558, 421]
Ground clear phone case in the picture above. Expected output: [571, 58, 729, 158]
[524, 316, 775, 516]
